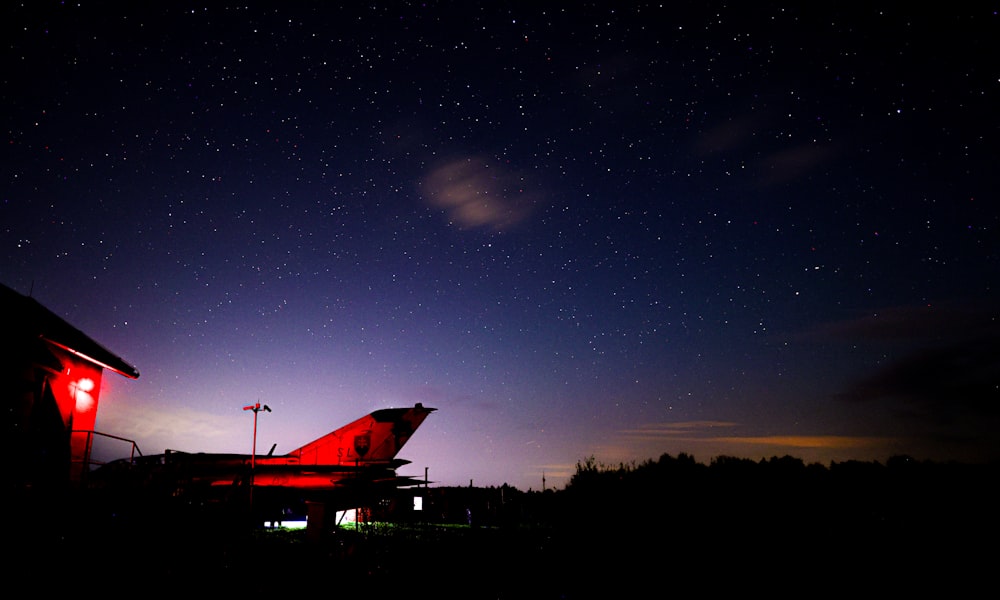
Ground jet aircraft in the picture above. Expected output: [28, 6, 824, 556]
[89, 403, 436, 524]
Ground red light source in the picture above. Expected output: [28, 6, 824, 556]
[72, 377, 97, 413]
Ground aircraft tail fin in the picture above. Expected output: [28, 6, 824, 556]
[285, 403, 435, 466]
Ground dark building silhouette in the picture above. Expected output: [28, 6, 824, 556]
[1, 283, 139, 493]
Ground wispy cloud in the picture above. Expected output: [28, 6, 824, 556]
[582, 420, 906, 467]
[621, 420, 740, 440]
[710, 435, 889, 450]
[619, 421, 886, 451]
[811, 304, 1000, 444]
[420, 157, 538, 230]
[96, 402, 240, 457]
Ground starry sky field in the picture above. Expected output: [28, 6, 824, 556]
[3, 2, 998, 491]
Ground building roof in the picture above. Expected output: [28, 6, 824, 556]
[1, 283, 140, 379]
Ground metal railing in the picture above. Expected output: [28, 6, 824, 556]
[70, 429, 143, 484]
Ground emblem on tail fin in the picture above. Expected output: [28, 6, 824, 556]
[354, 433, 371, 457]
[283, 402, 436, 466]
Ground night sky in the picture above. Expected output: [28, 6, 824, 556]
[3, 2, 998, 491]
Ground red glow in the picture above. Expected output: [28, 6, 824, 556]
[42, 337, 139, 379]
[47, 353, 104, 482]
[51, 360, 103, 431]
[72, 377, 97, 413]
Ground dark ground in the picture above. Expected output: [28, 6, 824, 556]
[9, 499, 993, 598]
[9, 457, 998, 598]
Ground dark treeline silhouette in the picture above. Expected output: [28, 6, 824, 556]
[430, 453, 999, 537]
[557, 452, 1000, 534]
[521, 452, 999, 593]
[386, 451, 999, 595]
[11, 452, 997, 596]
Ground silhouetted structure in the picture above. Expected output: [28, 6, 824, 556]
[1, 282, 139, 494]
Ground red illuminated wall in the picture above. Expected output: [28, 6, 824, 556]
[47, 348, 104, 483]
